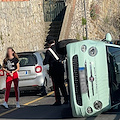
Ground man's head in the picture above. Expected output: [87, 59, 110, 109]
[45, 36, 55, 48]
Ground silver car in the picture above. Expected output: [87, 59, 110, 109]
[0, 51, 52, 96]
[12, 51, 53, 95]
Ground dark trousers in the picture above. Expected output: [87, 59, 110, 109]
[52, 73, 68, 103]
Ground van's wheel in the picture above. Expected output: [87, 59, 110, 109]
[40, 78, 48, 96]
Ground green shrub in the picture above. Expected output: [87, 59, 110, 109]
[82, 17, 87, 25]
[0, 32, 3, 40]
[90, 3, 100, 20]
[76, 33, 80, 40]
[83, 36, 87, 40]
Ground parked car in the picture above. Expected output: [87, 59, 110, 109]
[56, 36, 120, 117]
[0, 51, 53, 96]
[0, 65, 6, 98]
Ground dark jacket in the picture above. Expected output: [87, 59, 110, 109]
[43, 45, 64, 77]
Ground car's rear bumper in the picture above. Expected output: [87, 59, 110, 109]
[10, 76, 44, 92]
[10, 85, 42, 92]
[11, 76, 45, 88]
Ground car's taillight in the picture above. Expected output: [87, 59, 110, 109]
[35, 66, 42, 73]
[0, 70, 4, 76]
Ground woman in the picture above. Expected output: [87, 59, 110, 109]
[2, 47, 20, 109]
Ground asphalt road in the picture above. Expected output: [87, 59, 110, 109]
[0, 90, 120, 120]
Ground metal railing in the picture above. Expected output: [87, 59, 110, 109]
[43, 0, 66, 22]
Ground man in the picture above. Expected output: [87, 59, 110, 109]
[114, 35, 120, 45]
[43, 36, 68, 106]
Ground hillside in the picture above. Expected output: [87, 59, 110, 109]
[61, 0, 120, 40]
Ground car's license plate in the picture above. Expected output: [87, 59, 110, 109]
[18, 71, 28, 76]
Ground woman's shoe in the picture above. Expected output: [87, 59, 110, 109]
[2, 102, 8, 109]
[16, 102, 20, 108]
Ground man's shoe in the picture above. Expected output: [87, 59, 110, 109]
[2, 102, 9, 109]
[16, 102, 20, 108]
[52, 102, 61, 106]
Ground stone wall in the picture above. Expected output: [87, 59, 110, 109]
[66, 0, 120, 40]
[0, 0, 45, 64]
[59, 0, 77, 40]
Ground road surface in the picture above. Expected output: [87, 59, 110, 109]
[0, 90, 120, 120]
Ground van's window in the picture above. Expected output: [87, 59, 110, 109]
[107, 47, 120, 105]
[18, 54, 37, 67]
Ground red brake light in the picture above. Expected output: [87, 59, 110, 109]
[35, 66, 42, 73]
[0, 70, 4, 76]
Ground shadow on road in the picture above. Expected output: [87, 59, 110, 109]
[1, 91, 120, 119]
[0, 104, 73, 119]
[0, 104, 120, 120]
[9, 91, 55, 98]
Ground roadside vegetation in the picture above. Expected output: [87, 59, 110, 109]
[90, 2, 100, 20]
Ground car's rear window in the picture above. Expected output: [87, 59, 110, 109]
[18, 54, 37, 67]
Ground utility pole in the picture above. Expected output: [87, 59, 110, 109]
[83, 0, 88, 39]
